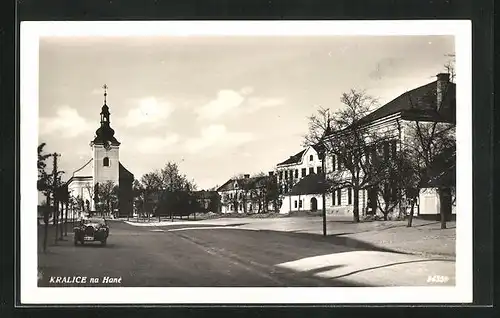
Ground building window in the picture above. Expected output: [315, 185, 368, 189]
[299, 200, 303, 208]
[294, 200, 298, 208]
[309, 155, 314, 161]
[317, 166, 322, 174]
[284, 170, 288, 179]
[332, 192, 336, 205]
[332, 155, 336, 171]
[279, 171, 283, 180]
[301, 168, 306, 177]
[348, 188, 352, 205]
[383, 142, 390, 160]
[103, 157, 109, 167]
[309, 167, 314, 174]
[337, 189, 341, 205]
[295, 169, 299, 178]
[391, 140, 397, 158]
[338, 158, 342, 170]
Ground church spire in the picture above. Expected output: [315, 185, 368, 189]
[92, 84, 120, 147]
[103, 84, 108, 105]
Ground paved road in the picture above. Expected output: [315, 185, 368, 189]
[38, 221, 454, 287]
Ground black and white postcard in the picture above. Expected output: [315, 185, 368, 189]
[20, 20, 472, 304]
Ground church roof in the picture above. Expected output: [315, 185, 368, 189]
[119, 163, 134, 181]
[73, 158, 93, 178]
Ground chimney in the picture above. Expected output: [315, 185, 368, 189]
[436, 73, 450, 111]
[268, 171, 274, 176]
[244, 174, 250, 179]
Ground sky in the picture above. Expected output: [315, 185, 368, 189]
[38, 35, 454, 190]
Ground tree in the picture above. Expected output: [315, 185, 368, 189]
[83, 183, 95, 213]
[305, 89, 383, 223]
[95, 181, 119, 217]
[404, 78, 456, 229]
[37, 143, 52, 208]
[444, 53, 456, 83]
[132, 179, 145, 219]
[372, 145, 419, 221]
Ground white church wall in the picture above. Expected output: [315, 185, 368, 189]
[93, 144, 120, 187]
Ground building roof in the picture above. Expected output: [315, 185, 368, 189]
[73, 158, 93, 178]
[276, 144, 323, 166]
[345, 78, 456, 129]
[119, 162, 134, 181]
[283, 173, 326, 196]
[217, 175, 269, 192]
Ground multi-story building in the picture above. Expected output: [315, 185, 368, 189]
[275, 145, 323, 194]
[280, 73, 456, 219]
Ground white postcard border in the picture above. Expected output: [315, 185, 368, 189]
[20, 20, 472, 304]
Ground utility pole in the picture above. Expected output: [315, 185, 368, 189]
[322, 152, 327, 236]
[52, 152, 60, 244]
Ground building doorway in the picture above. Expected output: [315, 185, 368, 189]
[310, 197, 318, 211]
[366, 188, 377, 215]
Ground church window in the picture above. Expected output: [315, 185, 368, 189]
[103, 157, 110, 167]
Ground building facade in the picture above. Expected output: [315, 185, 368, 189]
[275, 145, 323, 194]
[321, 73, 456, 219]
[217, 173, 276, 214]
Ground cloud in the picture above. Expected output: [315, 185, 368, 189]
[240, 86, 254, 95]
[245, 97, 285, 113]
[124, 97, 174, 128]
[196, 90, 246, 120]
[39, 106, 93, 138]
[136, 133, 180, 154]
[186, 124, 254, 154]
[196, 88, 284, 120]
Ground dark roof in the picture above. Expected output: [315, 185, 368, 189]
[277, 149, 306, 166]
[217, 176, 269, 192]
[119, 163, 134, 181]
[92, 104, 120, 146]
[192, 190, 220, 199]
[346, 79, 456, 128]
[284, 173, 326, 196]
[277, 144, 324, 166]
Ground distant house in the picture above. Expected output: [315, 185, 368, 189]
[275, 145, 324, 194]
[217, 173, 276, 214]
[191, 190, 221, 213]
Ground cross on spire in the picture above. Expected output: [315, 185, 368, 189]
[103, 84, 108, 104]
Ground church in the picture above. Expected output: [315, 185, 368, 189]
[67, 86, 134, 218]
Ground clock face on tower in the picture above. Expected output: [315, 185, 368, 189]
[104, 140, 111, 151]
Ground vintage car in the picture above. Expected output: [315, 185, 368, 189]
[74, 217, 109, 246]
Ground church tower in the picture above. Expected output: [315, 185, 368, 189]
[91, 84, 120, 189]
